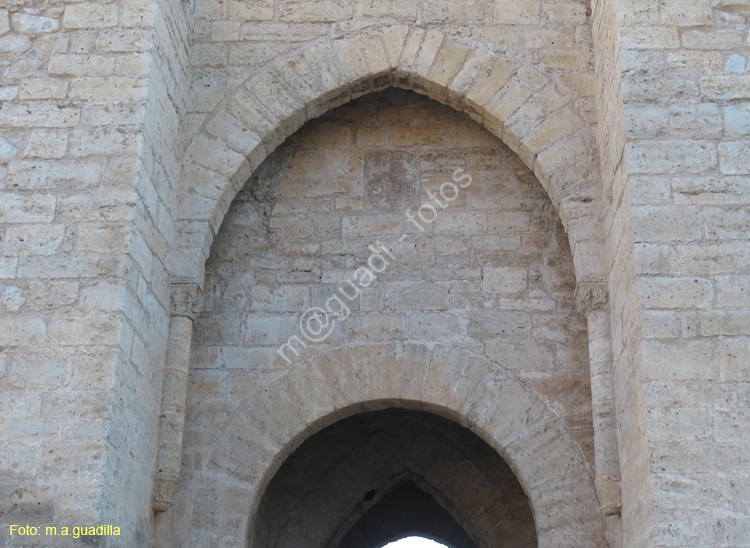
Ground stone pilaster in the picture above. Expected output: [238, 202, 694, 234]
[577, 280, 622, 518]
[153, 282, 203, 512]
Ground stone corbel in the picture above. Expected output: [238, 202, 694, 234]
[169, 281, 204, 320]
[575, 280, 609, 315]
[152, 282, 204, 513]
[596, 475, 623, 517]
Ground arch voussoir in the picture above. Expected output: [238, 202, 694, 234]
[353, 343, 403, 403]
[534, 130, 595, 210]
[226, 85, 287, 154]
[519, 105, 585, 168]
[305, 347, 364, 412]
[406, 29, 447, 94]
[208, 415, 284, 484]
[355, 35, 393, 92]
[298, 42, 354, 115]
[423, 38, 474, 102]
[396, 343, 435, 402]
[381, 25, 410, 72]
[331, 38, 371, 97]
[501, 84, 578, 160]
[463, 56, 519, 128]
[184, 131, 248, 181]
[463, 381, 546, 455]
[177, 162, 231, 232]
[422, 345, 473, 412]
[244, 66, 308, 140]
[204, 109, 264, 159]
[445, 47, 493, 111]
[393, 27, 426, 88]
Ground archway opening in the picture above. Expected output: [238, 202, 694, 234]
[382, 536, 449, 548]
[250, 408, 537, 548]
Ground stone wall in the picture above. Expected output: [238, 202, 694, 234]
[0, 0, 190, 545]
[616, 1, 750, 545]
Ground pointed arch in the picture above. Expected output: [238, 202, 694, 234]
[170, 26, 606, 287]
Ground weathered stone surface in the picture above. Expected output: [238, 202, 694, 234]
[0, 2, 745, 548]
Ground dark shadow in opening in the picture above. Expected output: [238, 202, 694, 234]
[334, 481, 474, 548]
[251, 408, 536, 548]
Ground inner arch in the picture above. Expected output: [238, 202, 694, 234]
[334, 481, 476, 548]
[172, 28, 606, 287]
[251, 408, 537, 548]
